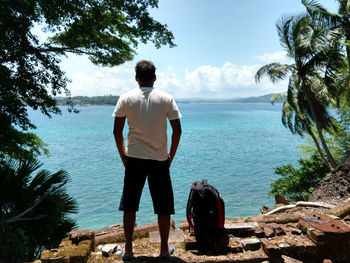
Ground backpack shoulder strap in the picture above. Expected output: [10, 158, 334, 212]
[186, 184, 196, 229]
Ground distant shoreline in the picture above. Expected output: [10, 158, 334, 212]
[55, 93, 285, 106]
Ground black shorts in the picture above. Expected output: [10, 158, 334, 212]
[119, 156, 175, 215]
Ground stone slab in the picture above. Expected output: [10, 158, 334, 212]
[225, 222, 259, 236]
[149, 229, 185, 243]
[241, 238, 261, 251]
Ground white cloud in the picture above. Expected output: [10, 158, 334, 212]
[67, 61, 288, 98]
[254, 51, 287, 63]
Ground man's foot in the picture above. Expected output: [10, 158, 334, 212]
[159, 245, 175, 259]
[121, 245, 134, 261]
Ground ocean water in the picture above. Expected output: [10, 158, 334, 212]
[29, 103, 304, 230]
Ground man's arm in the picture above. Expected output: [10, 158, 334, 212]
[113, 117, 127, 167]
[168, 119, 182, 167]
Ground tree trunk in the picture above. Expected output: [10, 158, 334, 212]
[307, 126, 334, 171]
[315, 120, 337, 166]
[301, 77, 337, 168]
[335, 151, 350, 172]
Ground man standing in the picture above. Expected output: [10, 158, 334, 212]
[112, 60, 182, 260]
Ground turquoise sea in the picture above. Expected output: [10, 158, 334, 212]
[29, 103, 304, 230]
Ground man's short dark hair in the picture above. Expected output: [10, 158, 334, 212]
[135, 60, 156, 82]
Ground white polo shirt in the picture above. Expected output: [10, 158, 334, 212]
[112, 87, 182, 161]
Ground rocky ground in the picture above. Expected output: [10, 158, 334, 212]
[38, 160, 350, 263]
[38, 196, 350, 263]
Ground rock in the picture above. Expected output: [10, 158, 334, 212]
[254, 226, 265, 238]
[95, 230, 124, 246]
[275, 194, 290, 205]
[247, 213, 302, 224]
[69, 229, 95, 245]
[40, 250, 65, 263]
[291, 228, 302, 235]
[180, 221, 189, 231]
[149, 229, 185, 243]
[184, 236, 197, 250]
[241, 238, 261, 251]
[281, 255, 303, 263]
[261, 205, 270, 214]
[270, 223, 285, 236]
[278, 242, 290, 249]
[94, 223, 124, 237]
[228, 237, 243, 253]
[263, 225, 275, 238]
[101, 244, 119, 257]
[328, 199, 350, 218]
[344, 215, 350, 221]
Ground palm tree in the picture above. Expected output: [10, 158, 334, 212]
[303, 0, 350, 177]
[303, 0, 350, 69]
[0, 158, 78, 261]
[255, 14, 343, 169]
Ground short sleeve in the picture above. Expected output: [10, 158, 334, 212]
[112, 96, 126, 117]
[167, 97, 182, 120]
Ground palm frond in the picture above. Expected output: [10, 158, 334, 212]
[270, 92, 287, 105]
[338, 0, 350, 17]
[255, 63, 291, 83]
[277, 16, 295, 55]
[304, 0, 343, 27]
[0, 158, 78, 260]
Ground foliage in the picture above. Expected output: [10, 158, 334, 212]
[0, 119, 49, 161]
[269, 142, 345, 201]
[0, 0, 175, 159]
[0, 158, 78, 261]
[270, 108, 350, 201]
[270, 151, 329, 201]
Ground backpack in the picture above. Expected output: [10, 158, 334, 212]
[186, 179, 228, 252]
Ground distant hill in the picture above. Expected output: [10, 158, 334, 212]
[55, 93, 285, 105]
[55, 95, 119, 106]
[231, 93, 285, 103]
[177, 93, 285, 103]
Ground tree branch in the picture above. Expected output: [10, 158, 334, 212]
[37, 46, 95, 56]
[5, 180, 67, 224]
[5, 215, 46, 223]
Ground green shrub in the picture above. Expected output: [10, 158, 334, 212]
[269, 152, 330, 201]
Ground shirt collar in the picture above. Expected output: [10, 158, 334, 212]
[140, 86, 154, 92]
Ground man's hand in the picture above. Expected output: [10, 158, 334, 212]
[113, 117, 127, 167]
[168, 154, 173, 168]
[168, 119, 182, 168]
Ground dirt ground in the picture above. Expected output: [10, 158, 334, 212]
[309, 165, 350, 203]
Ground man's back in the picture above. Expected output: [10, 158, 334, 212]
[113, 86, 181, 161]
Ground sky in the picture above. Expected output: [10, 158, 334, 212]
[59, 0, 339, 99]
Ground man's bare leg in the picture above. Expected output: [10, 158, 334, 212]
[158, 214, 171, 256]
[123, 211, 135, 257]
